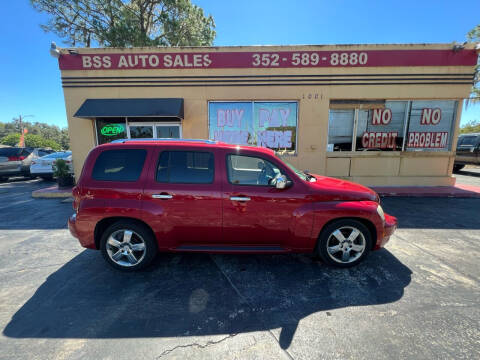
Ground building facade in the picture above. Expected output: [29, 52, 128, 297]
[58, 43, 478, 186]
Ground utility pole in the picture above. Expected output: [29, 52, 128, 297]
[13, 115, 34, 147]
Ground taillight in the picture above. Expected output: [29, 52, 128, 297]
[8, 156, 26, 161]
[72, 186, 80, 213]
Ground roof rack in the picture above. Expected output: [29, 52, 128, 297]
[110, 138, 218, 144]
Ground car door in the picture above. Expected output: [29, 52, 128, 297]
[221, 150, 307, 248]
[142, 146, 222, 249]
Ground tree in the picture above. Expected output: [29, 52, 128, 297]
[30, 0, 216, 47]
[460, 120, 480, 134]
[1, 133, 62, 150]
[0, 119, 69, 149]
[467, 25, 480, 104]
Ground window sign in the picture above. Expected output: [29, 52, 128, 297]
[356, 101, 407, 151]
[406, 101, 457, 151]
[208, 101, 298, 152]
[100, 123, 125, 137]
[208, 102, 252, 146]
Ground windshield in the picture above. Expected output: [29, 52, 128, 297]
[275, 155, 310, 181]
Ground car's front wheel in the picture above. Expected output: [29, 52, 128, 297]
[453, 164, 465, 172]
[316, 219, 372, 268]
[100, 221, 157, 271]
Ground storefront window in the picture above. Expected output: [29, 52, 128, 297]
[208, 101, 298, 154]
[327, 100, 457, 152]
[405, 100, 457, 151]
[96, 118, 127, 145]
[328, 109, 354, 151]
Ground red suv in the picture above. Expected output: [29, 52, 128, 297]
[69, 139, 397, 271]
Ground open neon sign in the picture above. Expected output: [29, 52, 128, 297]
[101, 124, 125, 136]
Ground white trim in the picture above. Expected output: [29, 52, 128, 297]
[401, 101, 411, 151]
[352, 108, 359, 151]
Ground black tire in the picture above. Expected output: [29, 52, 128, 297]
[0, 176, 8, 182]
[453, 164, 465, 172]
[316, 219, 372, 268]
[100, 220, 157, 271]
[40, 176, 54, 181]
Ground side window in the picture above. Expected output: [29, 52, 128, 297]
[156, 151, 214, 184]
[92, 149, 147, 182]
[227, 154, 282, 186]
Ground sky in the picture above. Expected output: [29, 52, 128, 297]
[0, 0, 479, 129]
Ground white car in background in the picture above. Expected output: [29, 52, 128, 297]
[30, 151, 72, 180]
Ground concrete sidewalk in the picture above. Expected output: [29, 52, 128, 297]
[372, 183, 480, 198]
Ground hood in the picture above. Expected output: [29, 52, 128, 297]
[308, 175, 379, 202]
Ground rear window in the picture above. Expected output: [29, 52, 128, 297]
[0, 148, 22, 157]
[92, 149, 147, 182]
[156, 151, 214, 184]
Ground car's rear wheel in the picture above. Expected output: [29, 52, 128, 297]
[453, 164, 465, 172]
[100, 221, 157, 271]
[316, 219, 372, 268]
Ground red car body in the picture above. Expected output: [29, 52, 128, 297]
[69, 140, 396, 261]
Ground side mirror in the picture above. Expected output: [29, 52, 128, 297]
[275, 175, 288, 189]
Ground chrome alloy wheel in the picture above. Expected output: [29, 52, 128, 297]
[106, 229, 146, 267]
[326, 226, 366, 264]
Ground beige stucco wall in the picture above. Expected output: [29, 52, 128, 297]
[58, 44, 476, 186]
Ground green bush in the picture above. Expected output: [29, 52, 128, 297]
[53, 159, 70, 178]
[0, 133, 62, 150]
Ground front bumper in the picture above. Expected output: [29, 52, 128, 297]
[379, 213, 397, 247]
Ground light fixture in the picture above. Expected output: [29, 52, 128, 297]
[50, 42, 61, 58]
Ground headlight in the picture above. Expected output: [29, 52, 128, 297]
[376, 205, 385, 222]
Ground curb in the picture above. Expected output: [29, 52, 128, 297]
[32, 186, 73, 199]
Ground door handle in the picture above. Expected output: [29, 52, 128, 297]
[152, 193, 173, 199]
[230, 196, 251, 202]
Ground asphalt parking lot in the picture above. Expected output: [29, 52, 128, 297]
[0, 178, 479, 359]
[455, 165, 480, 187]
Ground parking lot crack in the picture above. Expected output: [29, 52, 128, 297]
[155, 333, 237, 358]
[209, 255, 296, 360]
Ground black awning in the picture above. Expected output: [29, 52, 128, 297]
[74, 98, 184, 119]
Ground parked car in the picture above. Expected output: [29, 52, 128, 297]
[454, 133, 480, 172]
[68, 139, 397, 271]
[30, 151, 73, 180]
[0, 147, 55, 181]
